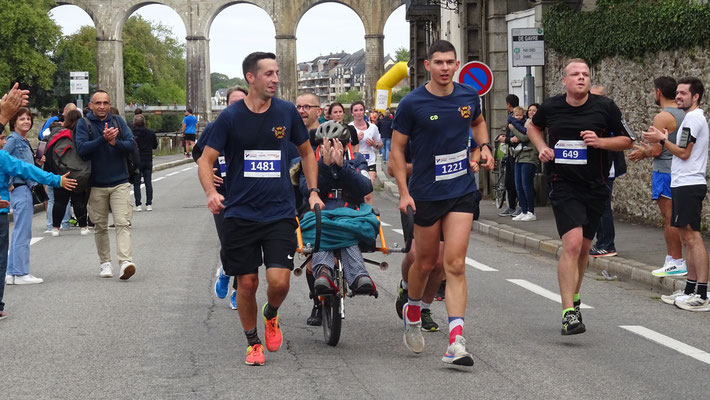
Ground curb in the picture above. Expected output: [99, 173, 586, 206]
[23, 157, 194, 220]
[375, 157, 685, 294]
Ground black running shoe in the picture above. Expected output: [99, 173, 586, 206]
[307, 304, 322, 326]
[573, 299, 582, 323]
[421, 309, 439, 332]
[561, 310, 586, 335]
[396, 280, 408, 319]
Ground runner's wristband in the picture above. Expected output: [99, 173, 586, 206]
[308, 188, 320, 195]
[480, 142, 493, 152]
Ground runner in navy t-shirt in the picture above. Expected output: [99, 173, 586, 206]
[390, 40, 494, 366]
[197, 52, 324, 366]
[527, 58, 632, 335]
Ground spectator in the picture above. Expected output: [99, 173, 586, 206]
[497, 94, 520, 217]
[132, 114, 157, 212]
[379, 109, 394, 163]
[510, 105, 540, 222]
[75, 90, 137, 280]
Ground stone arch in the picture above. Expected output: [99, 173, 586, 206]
[294, 1, 368, 37]
[201, 1, 275, 40]
[114, 1, 190, 41]
[51, 2, 97, 27]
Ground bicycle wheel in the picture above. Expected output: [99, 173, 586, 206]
[495, 161, 507, 209]
[321, 295, 342, 346]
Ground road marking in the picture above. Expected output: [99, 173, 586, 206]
[620, 325, 710, 365]
[465, 257, 498, 272]
[30, 237, 44, 246]
[392, 228, 403, 235]
[166, 171, 180, 177]
[380, 221, 392, 227]
[507, 279, 593, 309]
[181, 167, 193, 172]
[153, 177, 165, 182]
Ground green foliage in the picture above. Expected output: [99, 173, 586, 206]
[543, 0, 710, 65]
[0, 0, 61, 108]
[52, 26, 97, 107]
[391, 86, 411, 103]
[394, 47, 410, 62]
[335, 89, 363, 105]
[210, 73, 247, 94]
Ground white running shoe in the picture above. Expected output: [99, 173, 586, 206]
[5, 275, 14, 285]
[134, 205, 142, 212]
[13, 274, 44, 285]
[520, 212, 537, 221]
[119, 261, 136, 280]
[661, 290, 690, 305]
[512, 212, 526, 221]
[442, 335, 474, 366]
[402, 304, 425, 354]
[99, 262, 113, 278]
[51, 228, 60, 237]
[675, 294, 710, 311]
[652, 259, 688, 277]
[80, 227, 90, 236]
[146, 205, 152, 211]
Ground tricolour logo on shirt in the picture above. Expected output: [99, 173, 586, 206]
[272, 126, 286, 139]
[459, 106, 471, 119]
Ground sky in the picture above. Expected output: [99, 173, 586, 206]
[49, 3, 409, 79]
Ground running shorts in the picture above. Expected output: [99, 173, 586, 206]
[413, 192, 476, 227]
[671, 185, 706, 231]
[184, 133, 197, 142]
[548, 181, 609, 239]
[220, 217, 298, 276]
[651, 171, 672, 200]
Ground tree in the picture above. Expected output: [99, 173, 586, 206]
[395, 46, 410, 62]
[391, 86, 411, 103]
[52, 26, 98, 107]
[335, 89, 363, 105]
[0, 0, 62, 108]
[211, 72, 247, 94]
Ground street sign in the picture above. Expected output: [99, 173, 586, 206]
[70, 71, 89, 95]
[512, 27, 545, 67]
[458, 61, 493, 96]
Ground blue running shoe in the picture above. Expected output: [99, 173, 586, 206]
[214, 267, 229, 299]
[230, 290, 238, 310]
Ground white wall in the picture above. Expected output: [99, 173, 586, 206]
[506, 8, 541, 107]
[440, 7, 464, 82]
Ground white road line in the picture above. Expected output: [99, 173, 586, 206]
[30, 237, 44, 246]
[465, 257, 498, 272]
[380, 221, 392, 227]
[152, 177, 165, 182]
[507, 279, 593, 309]
[181, 167, 193, 172]
[620, 325, 710, 365]
[392, 228, 403, 235]
[166, 171, 180, 177]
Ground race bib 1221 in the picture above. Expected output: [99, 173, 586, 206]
[434, 149, 468, 181]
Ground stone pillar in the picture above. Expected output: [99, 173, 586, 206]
[364, 34, 385, 107]
[96, 38, 125, 115]
[275, 35, 298, 103]
[185, 36, 212, 123]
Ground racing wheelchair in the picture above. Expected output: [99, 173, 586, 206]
[294, 204, 413, 346]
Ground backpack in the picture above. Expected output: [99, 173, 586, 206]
[84, 116, 141, 184]
[47, 129, 92, 192]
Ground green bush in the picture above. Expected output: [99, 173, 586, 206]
[543, 0, 710, 65]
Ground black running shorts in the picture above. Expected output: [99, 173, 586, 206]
[671, 185, 706, 231]
[548, 181, 609, 239]
[184, 133, 196, 142]
[220, 217, 298, 276]
[413, 192, 476, 227]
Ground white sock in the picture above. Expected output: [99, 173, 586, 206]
[421, 301, 431, 311]
[674, 258, 685, 265]
[401, 280, 408, 290]
[665, 255, 673, 263]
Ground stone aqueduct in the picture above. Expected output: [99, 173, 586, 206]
[55, 0, 406, 119]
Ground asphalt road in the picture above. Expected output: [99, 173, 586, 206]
[1, 164, 709, 399]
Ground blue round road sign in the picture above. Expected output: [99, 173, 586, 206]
[458, 61, 493, 96]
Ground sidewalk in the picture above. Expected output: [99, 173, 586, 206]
[376, 157, 696, 294]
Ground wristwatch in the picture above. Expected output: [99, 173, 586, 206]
[308, 188, 320, 195]
[480, 142, 493, 152]
[660, 139, 666, 147]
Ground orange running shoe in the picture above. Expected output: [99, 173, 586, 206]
[262, 302, 283, 352]
[245, 344, 265, 366]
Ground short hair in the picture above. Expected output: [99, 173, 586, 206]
[505, 94, 519, 108]
[564, 58, 589, 76]
[134, 107, 144, 115]
[513, 106, 525, 115]
[242, 52, 277, 81]
[9, 107, 33, 131]
[297, 92, 319, 105]
[91, 89, 109, 101]
[227, 86, 249, 100]
[109, 106, 119, 115]
[654, 76, 677, 100]
[133, 114, 145, 128]
[186, 108, 193, 114]
[351, 101, 365, 112]
[63, 109, 82, 130]
[678, 77, 704, 104]
[427, 40, 457, 60]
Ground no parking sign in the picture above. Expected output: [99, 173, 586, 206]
[458, 61, 493, 96]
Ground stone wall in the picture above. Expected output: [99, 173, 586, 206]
[544, 48, 710, 229]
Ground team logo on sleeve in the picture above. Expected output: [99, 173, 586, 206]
[272, 126, 286, 139]
[459, 106, 471, 119]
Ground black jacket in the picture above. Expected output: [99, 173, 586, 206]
[133, 127, 158, 161]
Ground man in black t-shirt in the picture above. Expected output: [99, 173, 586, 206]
[527, 58, 632, 336]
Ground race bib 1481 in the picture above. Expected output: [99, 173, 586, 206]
[244, 150, 281, 178]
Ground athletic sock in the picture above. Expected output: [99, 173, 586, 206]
[245, 328, 261, 346]
[573, 293, 580, 303]
[263, 302, 279, 320]
[673, 258, 685, 265]
[421, 301, 431, 311]
[448, 317, 464, 345]
[562, 307, 575, 318]
[406, 297, 421, 322]
[306, 271, 318, 305]
[666, 255, 673, 263]
[697, 283, 708, 300]
[685, 279, 697, 295]
[401, 280, 408, 290]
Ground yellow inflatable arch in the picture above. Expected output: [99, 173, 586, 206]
[374, 61, 409, 112]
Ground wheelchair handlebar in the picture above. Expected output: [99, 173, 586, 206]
[402, 205, 414, 253]
[313, 203, 321, 253]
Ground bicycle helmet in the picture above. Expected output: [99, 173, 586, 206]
[314, 120, 350, 145]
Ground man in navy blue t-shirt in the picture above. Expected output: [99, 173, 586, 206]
[197, 52, 323, 366]
[390, 40, 494, 366]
